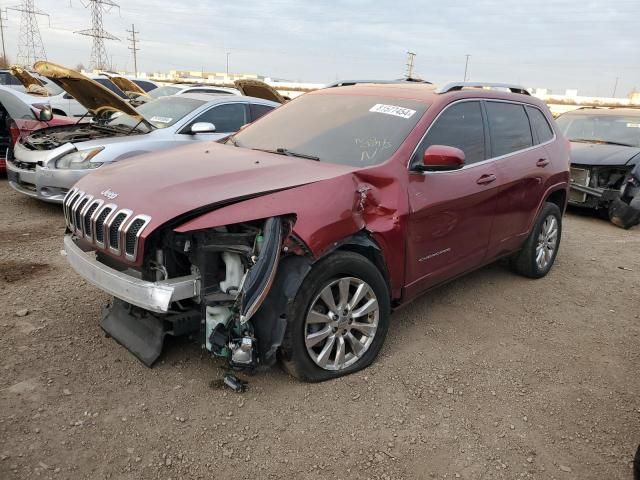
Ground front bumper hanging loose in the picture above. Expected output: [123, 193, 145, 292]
[63, 235, 200, 313]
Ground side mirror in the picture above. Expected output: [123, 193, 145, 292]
[417, 145, 465, 172]
[190, 122, 216, 134]
[38, 107, 53, 122]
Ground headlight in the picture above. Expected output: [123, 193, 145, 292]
[55, 147, 104, 169]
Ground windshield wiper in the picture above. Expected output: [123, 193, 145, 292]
[252, 147, 319, 161]
[571, 138, 635, 147]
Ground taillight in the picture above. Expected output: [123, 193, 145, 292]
[9, 120, 20, 145]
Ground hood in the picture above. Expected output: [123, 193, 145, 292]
[73, 142, 357, 233]
[100, 72, 148, 97]
[234, 79, 287, 104]
[570, 141, 640, 166]
[33, 61, 144, 121]
[9, 66, 49, 96]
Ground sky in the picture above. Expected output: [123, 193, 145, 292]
[3, 0, 640, 97]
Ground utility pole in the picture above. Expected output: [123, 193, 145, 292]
[226, 52, 230, 75]
[612, 76, 619, 97]
[464, 54, 471, 81]
[75, 0, 120, 71]
[126, 23, 139, 75]
[0, 10, 7, 64]
[7, 0, 49, 66]
[405, 51, 416, 79]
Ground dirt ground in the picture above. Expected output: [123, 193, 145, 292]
[0, 179, 638, 480]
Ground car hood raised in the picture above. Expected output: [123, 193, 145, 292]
[33, 61, 144, 121]
[570, 141, 640, 166]
[74, 142, 358, 232]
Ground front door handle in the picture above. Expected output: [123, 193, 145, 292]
[536, 158, 550, 167]
[476, 173, 497, 185]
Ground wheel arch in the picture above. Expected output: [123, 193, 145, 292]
[324, 231, 394, 303]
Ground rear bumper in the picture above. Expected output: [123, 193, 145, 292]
[64, 235, 200, 313]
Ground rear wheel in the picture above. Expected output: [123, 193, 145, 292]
[510, 202, 562, 278]
[280, 251, 390, 382]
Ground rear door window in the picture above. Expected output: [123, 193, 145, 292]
[526, 106, 554, 144]
[414, 100, 486, 165]
[249, 103, 275, 122]
[486, 102, 533, 156]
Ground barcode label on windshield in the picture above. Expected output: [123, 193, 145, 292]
[369, 104, 416, 119]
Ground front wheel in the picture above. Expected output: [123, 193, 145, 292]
[280, 251, 390, 382]
[510, 202, 562, 278]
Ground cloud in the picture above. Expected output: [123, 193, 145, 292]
[2, 0, 639, 95]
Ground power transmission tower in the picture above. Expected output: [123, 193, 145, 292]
[126, 24, 139, 75]
[405, 51, 416, 79]
[75, 0, 120, 71]
[7, 0, 48, 67]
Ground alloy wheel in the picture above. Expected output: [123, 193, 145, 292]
[535, 214, 558, 271]
[304, 276, 379, 371]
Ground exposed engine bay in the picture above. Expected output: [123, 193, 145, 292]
[22, 123, 143, 151]
[569, 163, 640, 228]
[99, 217, 292, 370]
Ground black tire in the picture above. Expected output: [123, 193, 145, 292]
[510, 202, 562, 278]
[280, 251, 390, 382]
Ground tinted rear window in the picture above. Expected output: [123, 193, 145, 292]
[234, 94, 427, 167]
[486, 102, 533, 156]
[250, 103, 274, 122]
[526, 106, 554, 144]
[94, 78, 127, 98]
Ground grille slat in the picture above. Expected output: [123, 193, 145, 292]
[125, 218, 146, 256]
[74, 197, 89, 232]
[95, 207, 113, 244]
[108, 212, 128, 251]
[83, 202, 100, 237]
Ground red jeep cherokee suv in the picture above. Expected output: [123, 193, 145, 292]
[63, 81, 569, 382]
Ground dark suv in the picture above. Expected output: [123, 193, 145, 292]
[63, 81, 570, 381]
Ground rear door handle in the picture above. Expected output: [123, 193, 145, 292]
[536, 158, 550, 167]
[476, 173, 497, 185]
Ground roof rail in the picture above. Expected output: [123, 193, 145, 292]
[435, 82, 530, 96]
[325, 78, 433, 88]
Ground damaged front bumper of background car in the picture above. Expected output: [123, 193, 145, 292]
[569, 163, 640, 228]
[64, 216, 297, 369]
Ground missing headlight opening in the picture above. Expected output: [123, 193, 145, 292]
[98, 216, 288, 370]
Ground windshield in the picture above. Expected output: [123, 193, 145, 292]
[232, 93, 428, 166]
[556, 112, 640, 147]
[105, 95, 205, 130]
[149, 86, 182, 99]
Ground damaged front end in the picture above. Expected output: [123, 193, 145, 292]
[570, 163, 640, 228]
[68, 216, 293, 369]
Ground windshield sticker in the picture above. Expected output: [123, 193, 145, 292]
[150, 116, 172, 124]
[369, 104, 416, 119]
[627, 123, 640, 128]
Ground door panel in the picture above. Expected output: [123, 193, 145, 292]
[484, 101, 546, 256]
[405, 165, 500, 299]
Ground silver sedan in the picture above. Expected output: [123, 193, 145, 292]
[7, 94, 278, 203]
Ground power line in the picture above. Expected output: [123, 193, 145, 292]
[126, 23, 139, 75]
[7, 0, 48, 67]
[74, 0, 120, 70]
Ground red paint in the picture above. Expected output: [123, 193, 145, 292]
[422, 145, 465, 169]
[71, 84, 569, 303]
[0, 115, 74, 173]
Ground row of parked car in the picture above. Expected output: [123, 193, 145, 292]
[1, 64, 638, 382]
